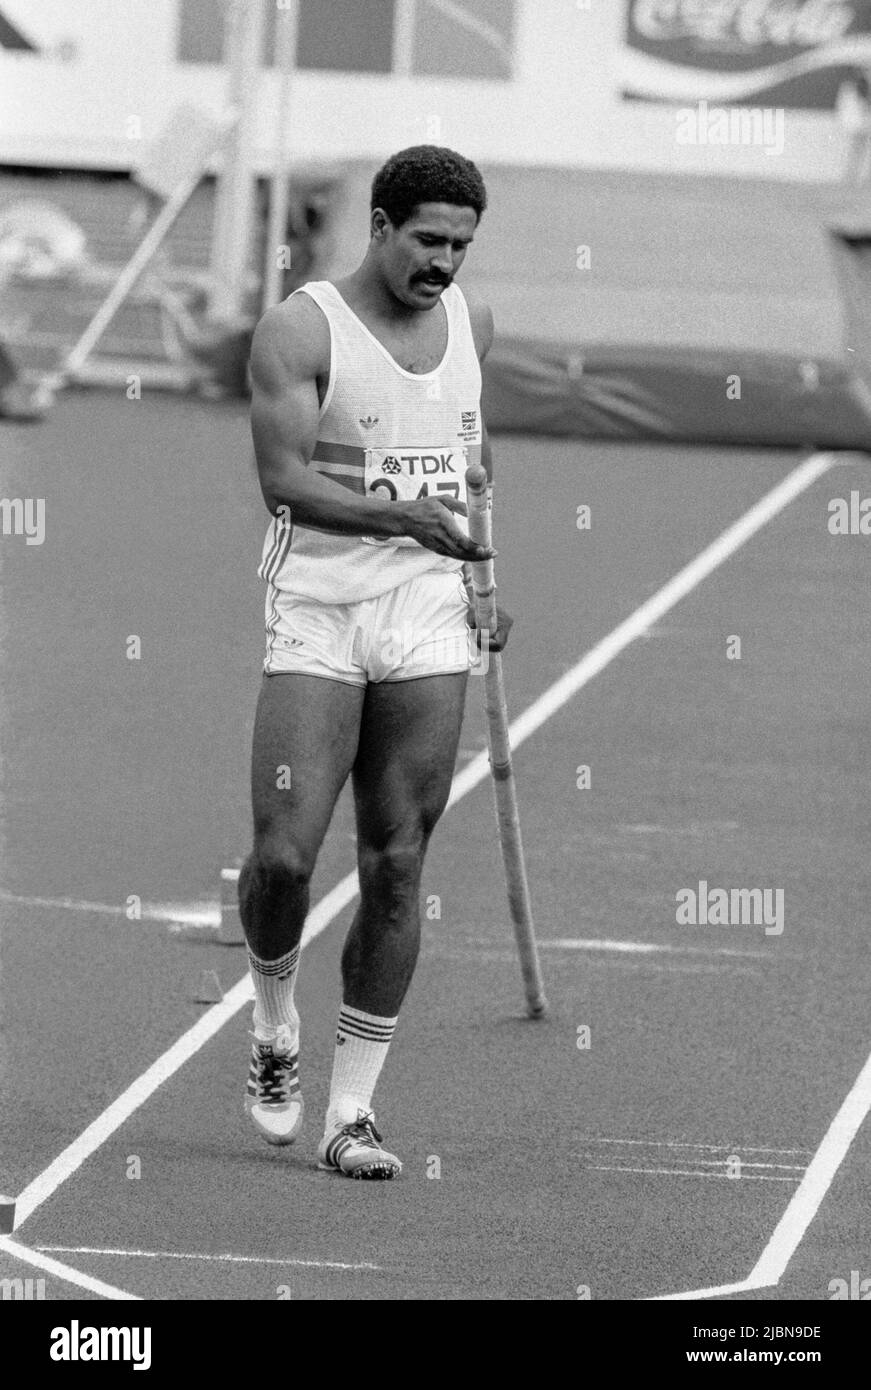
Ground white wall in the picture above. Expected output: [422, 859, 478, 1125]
[0, 0, 845, 179]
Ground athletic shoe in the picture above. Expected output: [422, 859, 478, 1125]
[245, 1026, 304, 1145]
[317, 1110, 402, 1180]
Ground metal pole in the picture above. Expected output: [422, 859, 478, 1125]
[53, 177, 203, 386]
[262, 0, 300, 312]
[392, 0, 416, 78]
[209, 0, 266, 320]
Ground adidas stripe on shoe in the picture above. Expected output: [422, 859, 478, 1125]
[245, 1026, 304, 1146]
[317, 1110, 401, 1180]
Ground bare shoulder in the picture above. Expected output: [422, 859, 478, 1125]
[249, 292, 331, 394]
[458, 282, 494, 362]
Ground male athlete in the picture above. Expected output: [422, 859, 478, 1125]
[241, 146, 510, 1179]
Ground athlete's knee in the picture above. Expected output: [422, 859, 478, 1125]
[245, 833, 315, 899]
[358, 834, 426, 900]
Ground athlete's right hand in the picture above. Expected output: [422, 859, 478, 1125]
[399, 496, 496, 562]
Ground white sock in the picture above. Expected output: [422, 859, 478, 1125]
[325, 1003, 398, 1130]
[247, 944, 301, 1046]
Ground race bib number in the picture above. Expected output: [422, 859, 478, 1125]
[361, 445, 468, 548]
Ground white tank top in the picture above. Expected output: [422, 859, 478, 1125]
[258, 279, 483, 605]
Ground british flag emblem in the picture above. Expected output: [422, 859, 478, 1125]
[461, 411, 477, 428]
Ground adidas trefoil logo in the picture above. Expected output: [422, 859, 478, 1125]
[359, 415, 379, 429]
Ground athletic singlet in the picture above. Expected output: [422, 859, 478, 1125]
[258, 279, 483, 605]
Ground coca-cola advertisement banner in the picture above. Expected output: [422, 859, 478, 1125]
[622, 1, 871, 108]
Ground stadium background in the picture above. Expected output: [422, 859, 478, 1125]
[4, 0, 871, 441]
[1, 0, 860, 174]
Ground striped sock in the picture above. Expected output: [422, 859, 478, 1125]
[326, 1004, 398, 1130]
[247, 944, 301, 1045]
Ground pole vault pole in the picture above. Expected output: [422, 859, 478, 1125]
[465, 462, 547, 1018]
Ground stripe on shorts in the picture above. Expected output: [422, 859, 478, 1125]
[262, 516, 294, 666]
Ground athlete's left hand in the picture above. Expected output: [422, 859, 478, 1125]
[466, 601, 513, 653]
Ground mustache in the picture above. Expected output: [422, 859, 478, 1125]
[414, 272, 451, 286]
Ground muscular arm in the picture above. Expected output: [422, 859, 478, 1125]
[249, 297, 493, 561]
[250, 300, 402, 536]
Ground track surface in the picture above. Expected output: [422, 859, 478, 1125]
[1, 392, 869, 1299]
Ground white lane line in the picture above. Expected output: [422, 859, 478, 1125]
[0, 889, 219, 927]
[37, 1245, 380, 1272]
[583, 1165, 799, 1183]
[11, 454, 832, 1240]
[577, 1137, 813, 1155]
[690, 1161, 805, 1171]
[749, 1044, 871, 1286]
[12, 878, 375, 1231]
[12, 978, 254, 1230]
[452, 449, 837, 782]
[647, 1278, 767, 1301]
[578, 1155, 805, 1171]
[537, 937, 775, 959]
[0, 1234, 139, 1300]
[645, 1047, 871, 1298]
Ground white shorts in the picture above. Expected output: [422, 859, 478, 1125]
[264, 569, 474, 685]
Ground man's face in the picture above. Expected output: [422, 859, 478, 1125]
[373, 202, 477, 309]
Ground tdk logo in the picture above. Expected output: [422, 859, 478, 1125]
[359, 415, 379, 429]
[383, 453, 456, 475]
[50, 1321, 152, 1370]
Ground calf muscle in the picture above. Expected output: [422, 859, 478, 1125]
[241, 673, 363, 958]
